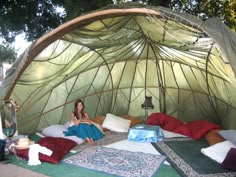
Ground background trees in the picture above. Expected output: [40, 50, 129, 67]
[1, 0, 235, 44]
[0, 0, 235, 78]
[171, 0, 236, 31]
[0, 43, 17, 80]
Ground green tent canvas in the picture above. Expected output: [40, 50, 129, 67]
[1, 4, 236, 134]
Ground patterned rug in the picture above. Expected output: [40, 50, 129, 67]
[153, 138, 236, 177]
[64, 146, 165, 177]
[72, 131, 128, 152]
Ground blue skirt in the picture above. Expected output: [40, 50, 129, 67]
[64, 123, 103, 141]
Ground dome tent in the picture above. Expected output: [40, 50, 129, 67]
[1, 4, 236, 134]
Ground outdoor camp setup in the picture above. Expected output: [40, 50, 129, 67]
[0, 3, 236, 177]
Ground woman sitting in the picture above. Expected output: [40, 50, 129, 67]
[64, 99, 103, 145]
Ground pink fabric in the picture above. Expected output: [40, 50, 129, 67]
[147, 113, 222, 139]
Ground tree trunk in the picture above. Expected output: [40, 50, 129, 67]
[0, 62, 4, 81]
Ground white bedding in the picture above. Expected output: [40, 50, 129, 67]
[162, 129, 187, 138]
[104, 139, 169, 165]
[41, 121, 105, 145]
[40, 122, 185, 164]
[102, 128, 187, 166]
[41, 124, 85, 144]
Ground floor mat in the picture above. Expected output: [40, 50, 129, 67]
[152, 138, 236, 177]
[64, 146, 166, 177]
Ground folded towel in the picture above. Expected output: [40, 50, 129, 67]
[28, 144, 53, 166]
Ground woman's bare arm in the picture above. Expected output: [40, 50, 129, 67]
[71, 112, 80, 125]
[81, 112, 91, 124]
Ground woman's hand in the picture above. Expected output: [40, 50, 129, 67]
[81, 119, 91, 124]
[81, 112, 91, 124]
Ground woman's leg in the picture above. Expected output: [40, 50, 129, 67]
[90, 124, 104, 141]
[89, 138, 96, 145]
[86, 138, 96, 145]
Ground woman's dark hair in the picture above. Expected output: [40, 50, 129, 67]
[74, 99, 85, 119]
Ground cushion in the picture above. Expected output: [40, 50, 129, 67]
[221, 148, 236, 171]
[93, 114, 141, 130]
[219, 130, 236, 145]
[147, 113, 222, 140]
[92, 115, 106, 125]
[28, 132, 45, 142]
[16, 137, 77, 164]
[42, 124, 84, 144]
[147, 113, 191, 137]
[205, 129, 225, 146]
[121, 115, 143, 127]
[102, 113, 131, 132]
[92, 116, 109, 131]
[42, 124, 66, 137]
[201, 140, 236, 163]
[147, 113, 183, 131]
[185, 120, 222, 140]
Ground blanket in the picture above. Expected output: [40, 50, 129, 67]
[147, 113, 222, 139]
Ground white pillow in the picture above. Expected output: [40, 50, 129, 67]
[42, 124, 67, 137]
[64, 121, 71, 128]
[162, 129, 187, 138]
[219, 130, 236, 144]
[102, 113, 131, 132]
[201, 140, 236, 163]
[42, 124, 84, 144]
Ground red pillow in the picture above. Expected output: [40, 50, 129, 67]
[186, 120, 222, 140]
[147, 113, 192, 137]
[173, 123, 192, 137]
[16, 137, 77, 164]
[147, 113, 183, 131]
[221, 148, 236, 171]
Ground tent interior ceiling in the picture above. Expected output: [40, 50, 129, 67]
[1, 4, 236, 134]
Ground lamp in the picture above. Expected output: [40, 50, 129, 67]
[141, 96, 154, 118]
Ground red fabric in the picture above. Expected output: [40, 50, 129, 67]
[147, 113, 183, 131]
[147, 113, 222, 139]
[185, 120, 222, 139]
[173, 124, 192, 137]
[16, 137, 76, 164]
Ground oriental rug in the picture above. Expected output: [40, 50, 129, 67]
[153, 138, 236, 177]
[72, 131, 128, 152]
[63, 146, 166, 177]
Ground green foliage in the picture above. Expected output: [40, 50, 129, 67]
[121, 0, 171, 7]
[0, 43, 17, 79]
[0, 0, 63, 43]
[218, 0, 236, 31]
[58, 0, 113, 21]
[170, 0, 236, 31]
[0, 43, 17, 64]
[0, 0, 235, 44]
